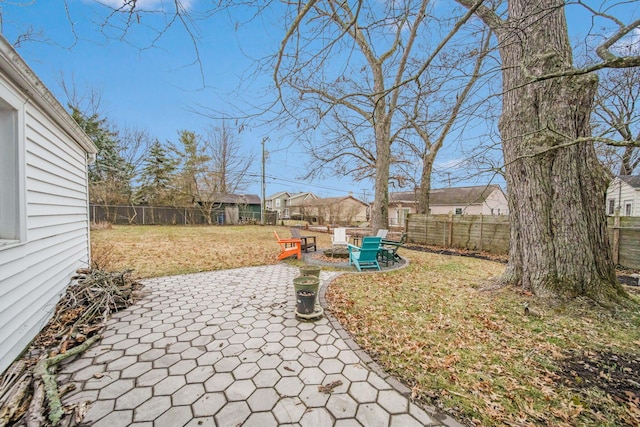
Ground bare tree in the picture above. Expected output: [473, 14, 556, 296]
[171, 125, 253, 223]
[274, 1, 430, 231]
[275, 0, 485, 231]
[205, 122, 255, 195]
[592, 62, 640, 176]
[116, 125, 154, 203]
[400, 27, 494, 213]
[455, 0, 640, 302]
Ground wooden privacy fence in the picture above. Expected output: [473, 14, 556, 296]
[407, 213, 640, 270]
[407, 214, 510, 255]
[90, 205, 277, 226]
[608, 216, 640, 270]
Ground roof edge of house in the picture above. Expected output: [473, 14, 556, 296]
[0, 35, 97, 157]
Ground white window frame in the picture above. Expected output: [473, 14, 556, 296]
[0, 82, 25, 248]
[275, 199, 281, 208]
[607, 199, 616, 215]
[624, 201, 632, 216]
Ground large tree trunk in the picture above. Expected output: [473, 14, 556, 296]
[370, 73, 392, 232]
[495, 0, 625, 301]
[370, 131, 390, 231]
[417, 157, 433, 214]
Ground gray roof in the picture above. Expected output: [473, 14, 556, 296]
[267, 191, 290, 200]
[305, 195, 367, 206]
[215, 194, 261, 205]
[620, 175, 640, 188]
[390, 185, 503, 206]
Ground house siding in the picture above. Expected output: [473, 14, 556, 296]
[306, 196, 368, 225]
[430, 204, 481, 215]
[389, 205, 416, 227]
[0, 88, 91, 372]
[389, 185, 509, 224]
[481, 188, 509, 215]
[606, 178, 640, 216]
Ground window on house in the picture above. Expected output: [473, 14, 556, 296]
[276, 199, 281, 207]
[624, 201, 632, 216]
[497, 208, 501, 215]
[608, 199, 615, 215]
[455, 208, 463, 215]
[0, 97, 20, 245]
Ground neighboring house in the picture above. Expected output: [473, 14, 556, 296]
[265, 191, 290, 219]
[287, 192, 318, 220]
[606, 175, 640, 216]
[212, 193, 262, 224]
[0, 36, 98, 373]
[389, 184, 509, 225]
[304, 195, 369, 225]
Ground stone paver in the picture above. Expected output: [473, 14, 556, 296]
[60, 264, 458, 426]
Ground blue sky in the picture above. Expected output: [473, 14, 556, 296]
[3, 1, 637, 200]
[2, 0, 372, 199]
[2, 0, 500, 202]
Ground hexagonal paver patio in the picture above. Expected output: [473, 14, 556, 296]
[58, 264, 461, 426]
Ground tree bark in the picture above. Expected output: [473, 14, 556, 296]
[460, 0, 626, 301]
[417, 158, 433, 214]
[371, 134, 390, 231]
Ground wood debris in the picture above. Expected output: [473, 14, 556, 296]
[318, 380, 343, 394]
[0, 268, 142, 426]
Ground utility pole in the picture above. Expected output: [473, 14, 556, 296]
[261, 136, 268, 225]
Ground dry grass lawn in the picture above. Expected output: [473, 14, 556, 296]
[91, 225, 640, 426]
[91, 225, 332, 278]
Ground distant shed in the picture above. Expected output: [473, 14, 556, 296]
[0, 35, 97, 373]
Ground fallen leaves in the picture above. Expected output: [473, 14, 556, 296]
[318, 380, 343, 394]
[326, 249, 640, 426]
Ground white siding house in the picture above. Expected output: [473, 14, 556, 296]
[606, 175, 640, 216]
[388, 185, 509, 226]
[0, 36, 97, 373]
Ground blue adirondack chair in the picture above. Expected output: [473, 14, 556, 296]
[347, 236, 382, 271]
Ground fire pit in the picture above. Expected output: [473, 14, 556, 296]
[323, 247, 349, 258]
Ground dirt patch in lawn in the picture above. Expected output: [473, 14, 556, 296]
[559, 350, 640, 423]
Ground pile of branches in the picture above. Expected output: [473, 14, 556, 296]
[0, 268, 143, 427]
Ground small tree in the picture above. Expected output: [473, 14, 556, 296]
[136, 139, 178, 206]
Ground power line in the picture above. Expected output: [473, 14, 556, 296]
[247, 174, 363, 195]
